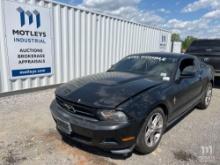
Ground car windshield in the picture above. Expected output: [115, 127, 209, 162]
[108, 55, 178, 81]
[187, 40, 220, 53]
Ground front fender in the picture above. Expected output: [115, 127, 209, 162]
[117, 85, 170, 123]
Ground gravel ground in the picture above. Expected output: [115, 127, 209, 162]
[0, 81, 220, 165]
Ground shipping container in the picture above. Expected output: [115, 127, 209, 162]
[0, 0, 171, 94]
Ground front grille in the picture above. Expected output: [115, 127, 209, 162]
[56, 96, 98, 121]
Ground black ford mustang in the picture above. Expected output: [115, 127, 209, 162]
[50, 53, 214, 155]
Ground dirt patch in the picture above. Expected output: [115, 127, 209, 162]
[173, 150, 197, 161]
[2, 150, 27, 165]
[0, 137, 37, 165]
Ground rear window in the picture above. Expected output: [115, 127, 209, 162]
[191, 40, 220, 47]
[187, 40, 220, 53]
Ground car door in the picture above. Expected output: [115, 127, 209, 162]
[169, 58, 203, 120]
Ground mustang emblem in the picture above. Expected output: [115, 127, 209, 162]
[64, 104, 77, 113]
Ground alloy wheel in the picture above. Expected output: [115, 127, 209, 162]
[144, 113, 164, 147]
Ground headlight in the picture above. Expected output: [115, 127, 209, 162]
[98, 110, 128, 122]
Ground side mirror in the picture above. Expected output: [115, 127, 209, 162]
[180, 71, 195, 79]
[180, 72, 196, 78]
[175, 71, 195, 83]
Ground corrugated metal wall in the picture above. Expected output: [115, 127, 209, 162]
[0, 0, 171, 93]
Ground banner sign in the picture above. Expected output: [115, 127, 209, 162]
[4, 1, 53, 79]
[159, 34, 168, 51]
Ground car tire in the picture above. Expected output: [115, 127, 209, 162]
[197, 82, 213, 110]
[135, 108, 166, 154]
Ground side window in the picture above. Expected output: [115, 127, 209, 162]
[179, 58, 196, 75]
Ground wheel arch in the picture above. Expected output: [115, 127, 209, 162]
[157, 103, 169, 120]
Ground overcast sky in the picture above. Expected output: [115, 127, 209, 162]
[55, 0, 220, 39]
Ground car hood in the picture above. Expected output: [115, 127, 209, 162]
[55, 72, 162, 108]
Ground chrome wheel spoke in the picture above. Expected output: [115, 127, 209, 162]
[145, 128, 152, 141]
[147, 116, 153, 127]
[152, 115, 161, 127]
[149, 133, 155, 146]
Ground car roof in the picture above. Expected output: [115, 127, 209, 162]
[129, 52, 195, 60]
